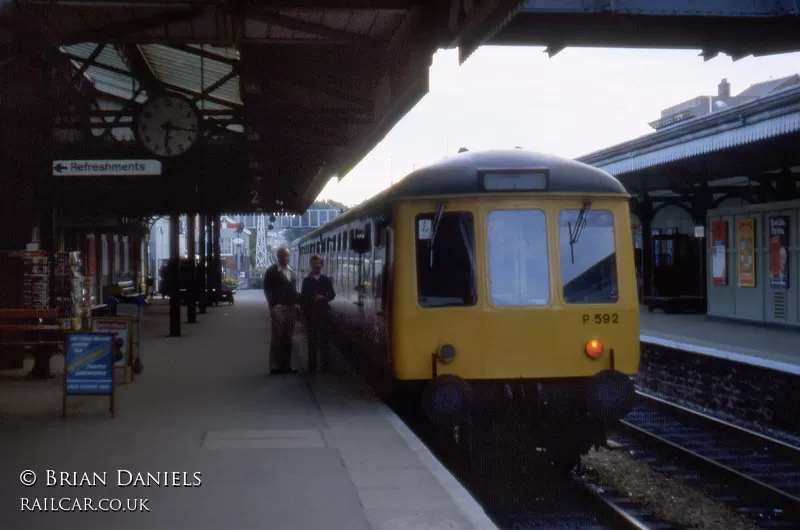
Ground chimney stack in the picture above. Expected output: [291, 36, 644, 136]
[718, 78, 731, 98]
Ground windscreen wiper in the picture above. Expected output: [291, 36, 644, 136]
[428, 201, 446, 267]
[568, 199, 592, 264]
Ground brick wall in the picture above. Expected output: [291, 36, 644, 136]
[637, 342, 800, 438]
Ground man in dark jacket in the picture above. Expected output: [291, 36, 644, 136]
[300, 254, 335, 373]
[264, 248, 299, 374]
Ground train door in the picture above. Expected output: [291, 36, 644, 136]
[349, 223, 369, 369]
[292, 247, 300, 290]
[359, 216, 393, 391]
[379, 224, 394, 381]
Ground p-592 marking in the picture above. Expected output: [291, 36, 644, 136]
[583, 313, 619, 324]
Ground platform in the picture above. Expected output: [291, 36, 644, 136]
[640, 309, 800, 375]
[0, 291, 496, 530]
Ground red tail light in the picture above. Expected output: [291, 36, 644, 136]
[585, 339, 604, 359]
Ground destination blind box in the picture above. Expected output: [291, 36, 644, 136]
[478, 169, 550, 191]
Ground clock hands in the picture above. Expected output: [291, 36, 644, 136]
[137, 95, 200, 157]
[161, 120, 195, 133]
[160, 119, 197, 153]
[163, 121, 172, 152]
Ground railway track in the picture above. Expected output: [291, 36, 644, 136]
[575, 474, 682, 530]
[403, 407, 678, 529]
[615, 390, 800, 528]
[488, 471, 677, 529]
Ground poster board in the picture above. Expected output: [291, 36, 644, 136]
[90, 317, 134, 382]
[115, 300, 142, 378]
[711, 221, 728, 286]
[769, 215, 790, 289]
[737, 219, 756, 288]
[63, 333, 115, 418]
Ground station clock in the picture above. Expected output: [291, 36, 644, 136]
[135, 93, 201, 157]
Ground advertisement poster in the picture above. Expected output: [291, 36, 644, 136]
[737, 219, 756, 288]
[711, 221, 728, 286]
[90, 318, 130, 367]
[769, 216, 790, 289]
[65, 333, 113, 394]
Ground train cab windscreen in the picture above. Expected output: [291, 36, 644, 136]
[487, 209, 550, 306]
[558, 209, 619, 303]
[415, 212, 477, 307]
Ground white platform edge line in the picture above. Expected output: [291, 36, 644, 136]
[381, 405, 499, 530]
[640, 334, 800, 376]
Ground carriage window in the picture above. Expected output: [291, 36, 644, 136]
[376, 224, 386, 248]
[415, 212, 477, 307]
[487, 210, 549, 306]
[559, 209, 618, 303]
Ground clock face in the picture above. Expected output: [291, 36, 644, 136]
[136, 94, 201, 157]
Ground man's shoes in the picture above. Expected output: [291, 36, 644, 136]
[269, 368, 300, 375]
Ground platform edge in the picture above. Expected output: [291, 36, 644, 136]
[640, 333, 800, 376]
[380, 405, 500, 530]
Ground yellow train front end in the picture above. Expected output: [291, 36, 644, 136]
[390, 192, 639, 462]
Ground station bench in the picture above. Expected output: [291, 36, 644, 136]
[218, 288, 235, 305]
[0, 309, 66, 377]
[103, 280, 136, 301]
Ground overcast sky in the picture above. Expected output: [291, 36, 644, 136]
[317, 45, 800, 207]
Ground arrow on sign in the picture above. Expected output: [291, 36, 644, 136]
[53, 163, 68, 173]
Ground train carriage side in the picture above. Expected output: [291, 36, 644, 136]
[291, 202, 397, 388]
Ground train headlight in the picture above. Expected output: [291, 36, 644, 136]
[437, 344, 457, 363]
[585, 339, 604, 359]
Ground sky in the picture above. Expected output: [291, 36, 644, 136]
[316, 45, 800, 207]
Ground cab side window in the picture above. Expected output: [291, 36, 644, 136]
[415, 212, 477, 307]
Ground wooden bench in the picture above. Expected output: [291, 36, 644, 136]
[0, 309, 66, 377]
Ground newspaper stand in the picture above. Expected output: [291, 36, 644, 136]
[111, 294, 146, 381]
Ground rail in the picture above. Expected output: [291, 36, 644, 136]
[616, 390, 800, 525]
[575, 475, 678, 530]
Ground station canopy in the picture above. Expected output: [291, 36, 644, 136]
[2, 1, 800, 218]
[0, 0, 525, 217]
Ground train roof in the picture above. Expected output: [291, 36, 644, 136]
[293, 149, 627, 245]
[386, 149, 626, 197]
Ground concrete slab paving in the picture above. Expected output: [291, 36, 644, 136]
[0, 290, 497, 530]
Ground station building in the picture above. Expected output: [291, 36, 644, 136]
[578, 74, 800, 328]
